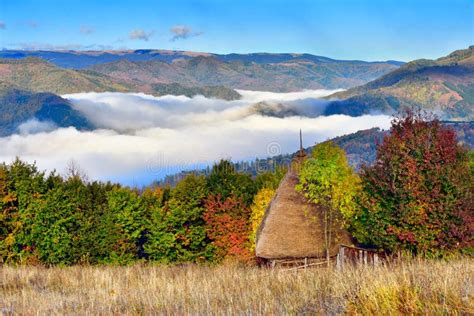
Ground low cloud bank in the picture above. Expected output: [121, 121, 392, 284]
[0, 90, 391, 185]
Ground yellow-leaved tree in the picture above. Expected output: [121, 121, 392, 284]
[296, 141, 361, 265]
[248, 187, 275, 253]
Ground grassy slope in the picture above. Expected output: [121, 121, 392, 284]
[0, 57, 242, 100]
[0, 57, 130, 95]
[326, 46, 474, 120]
[1, 260, 472, 314]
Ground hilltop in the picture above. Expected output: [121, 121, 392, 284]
[0, 57, 240, 99]
[0, 82, 93, 136]
[325, 46, 474, 120]
[0, 57, 129, 95]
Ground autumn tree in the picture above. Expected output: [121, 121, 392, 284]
[354, 111, 473, 256]
[0, 159, 49, 263]
[203, 194, 253, 262]
[296, 141, 360, 264]
[248, 187, 275, 253]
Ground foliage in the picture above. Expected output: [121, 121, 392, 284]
[296, 141, 361, 261]
[248, 187, 275, 252]
[145, 175, 214, 263]
[354, 111, 473, 256]
[1, 118, 472, 265]
[98, 187, 151, 264]
[203, 194, 253, 262]
[207, 160, 257, 206]
[255, 166, 286, 190]
[0, 159, 49, 264]
[297, 141, 361, 220]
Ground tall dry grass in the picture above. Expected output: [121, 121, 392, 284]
[1, 259, 473, 315]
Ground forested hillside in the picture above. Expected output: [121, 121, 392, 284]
[0, 83, 93, 136]
[325, 46, 474, 120]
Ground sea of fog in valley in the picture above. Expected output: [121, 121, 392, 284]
[0, 90, 392, 185]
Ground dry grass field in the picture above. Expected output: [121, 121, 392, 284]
[1, 259, 473, 315]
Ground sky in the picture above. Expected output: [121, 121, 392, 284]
[0, 0, 472, 61]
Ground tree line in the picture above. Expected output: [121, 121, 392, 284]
[0, 155, 283, 265]
[1, 111, 472, 265]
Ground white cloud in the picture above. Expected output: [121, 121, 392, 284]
[236, 89, 345, 102]
[129, 29, 154, 41]
[170, 25, 202, 41]
[0, 91, 392, 184]
[17, 119, 57, 135]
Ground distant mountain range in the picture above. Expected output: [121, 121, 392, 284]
[325, 46, 474, 120]
[0, 47, 472, 137]
[0, 49, 403, 68]
[0, 50, 401, 92]
[88, 55, 399, 92]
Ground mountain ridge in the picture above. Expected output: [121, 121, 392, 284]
[0, 49, 404, 69]
[89, 54, 399, 92]
[324, 46, 474, 120]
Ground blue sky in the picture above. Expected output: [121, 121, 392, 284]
[0, 0, 472, 61]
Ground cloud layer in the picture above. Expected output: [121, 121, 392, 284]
[0, 90, 392, 185]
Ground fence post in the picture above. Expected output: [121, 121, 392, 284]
[336, 246, 344, 271]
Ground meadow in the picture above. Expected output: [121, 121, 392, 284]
[1, 259, 472, 315]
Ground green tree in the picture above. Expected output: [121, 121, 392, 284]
[207, 160, 257, 206]
[145, 175, 213, 263]
[29, 184, 80, 265]
[255, 166, 286, 191]
[93, 186, 150, 264]
[0, 159, 48, 264]
[296, 141, 360, 264]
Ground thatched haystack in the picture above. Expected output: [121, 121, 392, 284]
[255, 161, 351, 260]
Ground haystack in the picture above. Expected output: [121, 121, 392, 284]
[255, 158, 351, 260]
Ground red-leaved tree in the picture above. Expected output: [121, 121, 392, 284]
[203, 194, 253, 262]
[353, 111, 473, 256]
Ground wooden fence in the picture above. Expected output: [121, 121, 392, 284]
[260, 245, 385, 271]
[335, 244, 385, 271]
